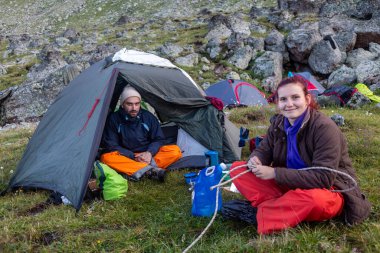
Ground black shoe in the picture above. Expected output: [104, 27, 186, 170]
[221, 199, 257, 225]
[145, 167, 166, 182]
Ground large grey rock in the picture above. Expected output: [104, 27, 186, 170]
[265, 30, 286, 52]
[346, 92, 372, 109]
[245, 37, 265, 51]
[308, 38, 342, 75]
[7, 34, 31, 55]
[319, 17, 355, 37]
[206, 38, 223, 59]
[348, 0, 380, 20]
[226, 33, 246, 50]
[55, 37, 70, 48]
[369, 42, 380, 56]
[175, 53, 199, 67]
[249, 21, 268, 35]
[62, 64, 81, 86]
[156, 42, 184, 58]
[346, 48, 378, 68]
[355, 61, 380, 84]
[354, 18, 380, 49]
[281, 0, 326, 14]
[229, 15, 251, 37]
[319, 1, 357, 18]
[286, 28, 322, 63]
[205, 23, 232, 41]
[328, 65, 357, 88]
[226, 71, 240, 80]
[333, 31, 357, 52]
[227, 46, 253, 70]
[1, 64, 84, 125]
[62, 28, 80, 43]
[251, 51, 283, 92]
[370, 83, 380, 92]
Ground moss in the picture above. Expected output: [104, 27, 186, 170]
[0, 58, 38, 90]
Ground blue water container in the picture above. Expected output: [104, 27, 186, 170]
[205, 150, 219, 166]
[191, 164, 223, 217]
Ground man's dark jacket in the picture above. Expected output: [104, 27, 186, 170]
[251, 108, 371, 225]
[101, 108, 165, 159]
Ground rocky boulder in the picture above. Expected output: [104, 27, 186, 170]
[280, 0, 327, 14]
[175, 53, 199, 67]
[286, 28, 322, 63]
[265, 29, 286, 52]
[157, 42, 184, 58]
[355, 60, 380, 84]
[346, 48, 378, 68]
[354, 18, 380, 49]
[227, 46, 253, 70]
[251, 51, 283, 92]
[328, 65, 357, 88]
[308, 36, 342, 75]
[1, 64, 83, 125]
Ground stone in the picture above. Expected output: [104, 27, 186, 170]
[265, 30, 286, 52]
[331, 114, 345, 126]
[286, 28, 322, 64]
[175, 53, 199, 67]
[328, 65, 357, 88]
[346, 48, 377, 68]
[309, 37, 342, 75]
[226, 71, 240, 80]
[251, 51, 283, 89]
[355, 61, 380, 84]
[227, 46, 253, 70]
[346, 92, 371, 109]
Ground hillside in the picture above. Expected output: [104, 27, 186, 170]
[0, 0, 379, 252]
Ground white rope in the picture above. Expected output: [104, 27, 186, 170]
[182, 168, 233, 253]
[182, 164, 357, 252]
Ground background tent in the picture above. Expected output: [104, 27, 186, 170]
[6, 49, 241, 211]
[290, 72, 325, 95]
[205, 79, 268, 108]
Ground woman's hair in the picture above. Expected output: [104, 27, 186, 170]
[273, 76, 319, 110]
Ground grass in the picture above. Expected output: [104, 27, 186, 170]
[0, 104, 379, 252]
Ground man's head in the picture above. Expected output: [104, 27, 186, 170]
[120, 86, 142, 117]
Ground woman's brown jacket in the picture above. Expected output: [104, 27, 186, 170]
[251, 108, 371, 225]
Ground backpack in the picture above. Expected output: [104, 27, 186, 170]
[320, 85, 358, 106]
[93, 161, 128, 200]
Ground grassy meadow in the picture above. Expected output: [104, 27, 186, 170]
[0, 105, 379, 252]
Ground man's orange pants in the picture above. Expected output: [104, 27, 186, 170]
[100, 145, 182, 176]
[230, 161, 344, 234]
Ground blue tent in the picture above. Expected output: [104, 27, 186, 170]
[205, 80, 268, 108]
[289, 72, 325, 96]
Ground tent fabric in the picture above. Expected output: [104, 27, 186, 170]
[7, 50, 241, 211]
[205, 79, 268, 107]
[355, 83, 380, 103]
[292, 72, 325, 95]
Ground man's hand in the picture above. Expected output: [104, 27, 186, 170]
[135, 151, 152, 164]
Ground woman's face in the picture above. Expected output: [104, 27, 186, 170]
[277, 82, 311, 125]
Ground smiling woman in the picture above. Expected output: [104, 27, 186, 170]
[223, 75, 371, 234]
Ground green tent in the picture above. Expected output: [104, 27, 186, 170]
[6, 49, 241, 210]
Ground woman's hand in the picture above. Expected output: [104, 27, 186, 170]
[247, 156, 262, 170]
[251, 165, 275, 180]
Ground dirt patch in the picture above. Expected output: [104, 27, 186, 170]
[37, 231, 61, 245]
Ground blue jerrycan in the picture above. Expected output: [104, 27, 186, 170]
[191, 163, 225, 217]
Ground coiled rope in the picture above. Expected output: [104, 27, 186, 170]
[182, 164, 357, 253]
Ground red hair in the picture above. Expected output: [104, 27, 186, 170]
[273, 76, 319, 110]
